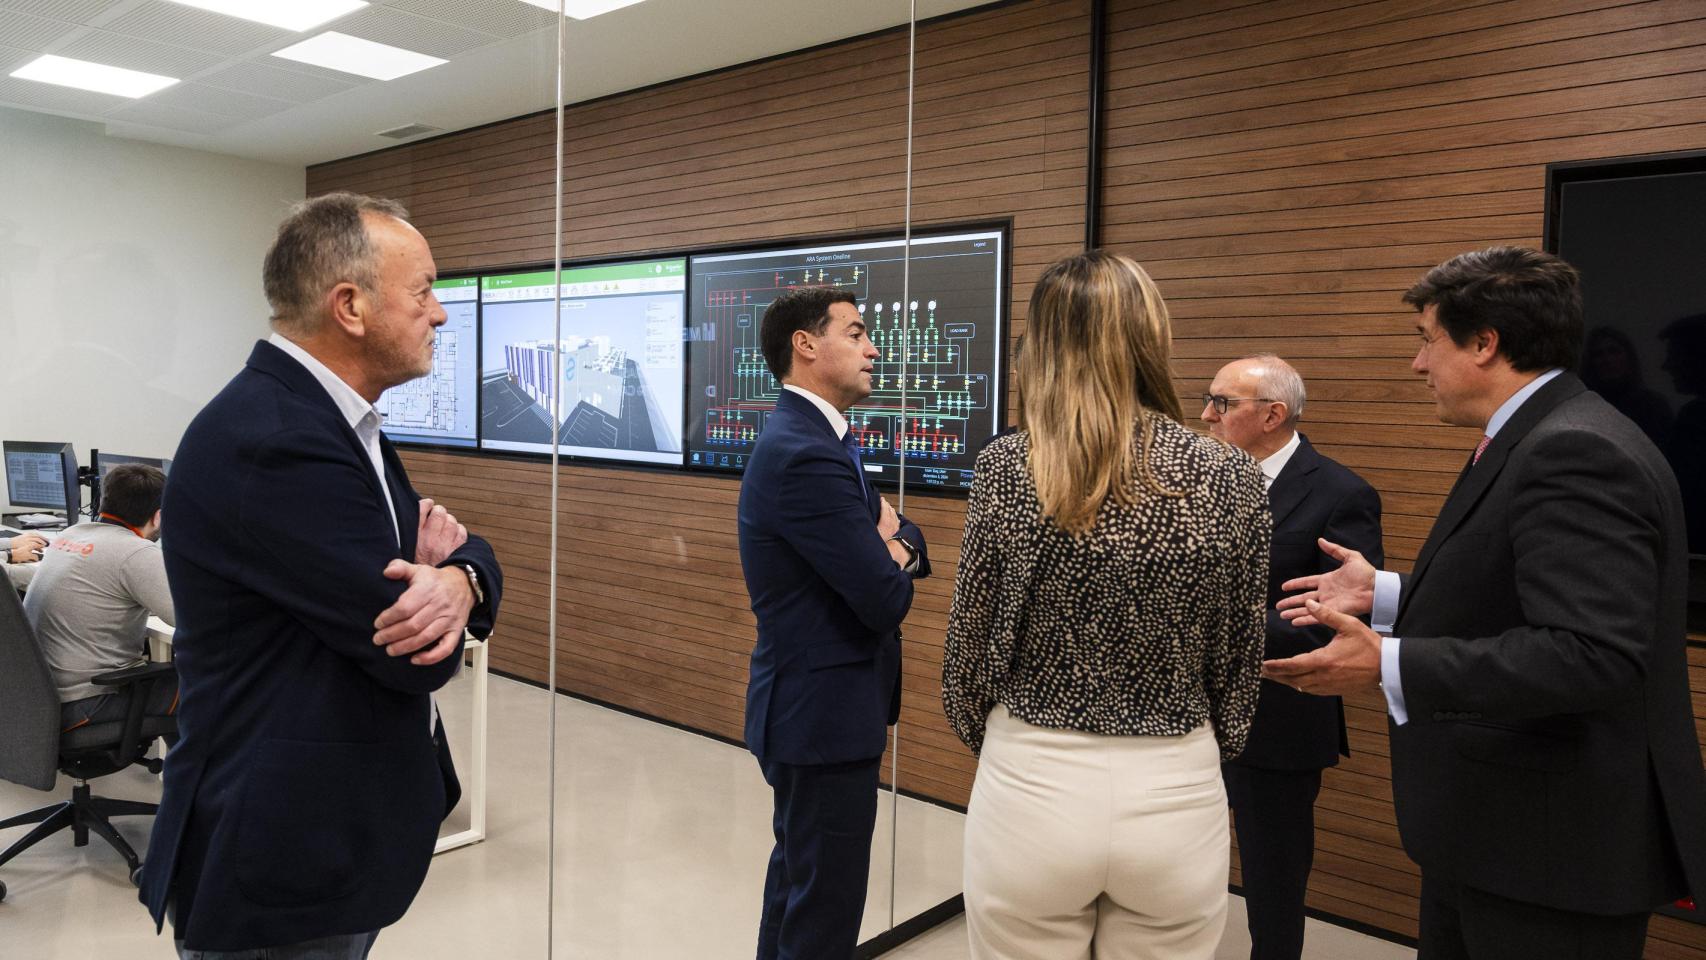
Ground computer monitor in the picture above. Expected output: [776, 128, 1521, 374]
[685, 225, 1008, 490]
[3, 440, 81, 519]
[377, 276, 481, 448]
[89, 450, 172, 518]
[480, 257, 688, 466]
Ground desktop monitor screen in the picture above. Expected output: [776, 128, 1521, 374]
[479, 258, 687, 466]
[377, 277, 481, 448]
[93, 451, 172, 479]
[3, 440, 80, 518]
[685, 227, 1007, 490]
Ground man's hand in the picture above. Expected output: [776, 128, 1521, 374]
[1276, 538, 1376, 626]
[373, 560, 473, 666]
[8, 532, 48, 564]
[1261, 599, 1383, 696]
[414, 498, 467, 567]
[877, 497, 901, 540]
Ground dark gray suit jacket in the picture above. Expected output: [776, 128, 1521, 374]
[1390, 372, 1706, 915]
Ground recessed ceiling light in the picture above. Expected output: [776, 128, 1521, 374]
[517, 0, 646, 20]
[164, 0, 368, 32]
[271, 32, 446, 81]
[9, 55, 178, 98]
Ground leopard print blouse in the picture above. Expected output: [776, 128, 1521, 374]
[941, 415, 1270, 760]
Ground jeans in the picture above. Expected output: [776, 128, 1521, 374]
[175, 931, 380, 960]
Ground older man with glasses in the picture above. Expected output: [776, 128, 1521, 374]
[1201, 353, 1384, 960]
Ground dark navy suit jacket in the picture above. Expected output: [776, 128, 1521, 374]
[139, 341, 501, 950]
[739, 389, 930, 765]
[1231, 435, 1383, 771]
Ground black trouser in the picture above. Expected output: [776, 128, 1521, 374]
[1223, 763, 1322, 960]
[61, 676, 180, 738]
[1418, 876, 1650, 960]
[756, 756, 881, 960]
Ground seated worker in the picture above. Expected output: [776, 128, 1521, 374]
[2, 530, 49, 592]
[22, 463, 177, 733]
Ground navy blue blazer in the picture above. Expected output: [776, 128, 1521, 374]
[139, 341, 501, 950]
[739, 389, 930, 766]
[1231, 435, 1383, 771]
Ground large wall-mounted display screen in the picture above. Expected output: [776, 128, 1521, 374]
[479, 259, 687, 466]
[378, 277, 480, 448]
[685, 227, 1005, 490]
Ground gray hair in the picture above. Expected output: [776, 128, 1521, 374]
[1243, 353, 1306, 423]
[263, 191, 410, 335]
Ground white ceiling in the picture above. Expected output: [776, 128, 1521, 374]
[0, 0, 1001, 167]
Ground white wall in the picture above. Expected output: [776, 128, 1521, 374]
[0, 107, 304, 512]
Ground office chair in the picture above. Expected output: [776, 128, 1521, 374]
[0, 582, 175, 902]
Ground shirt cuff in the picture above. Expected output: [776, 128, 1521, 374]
[1372, 570, 1401, 635]
[1380, 636, 1408, 725]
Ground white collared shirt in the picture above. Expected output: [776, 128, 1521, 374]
[268, 333, 400, 547]
[1257, 431, 1302, 492]
[783, 383, 849, 439]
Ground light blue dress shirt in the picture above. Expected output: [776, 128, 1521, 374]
[1374, 368, 1563, 724]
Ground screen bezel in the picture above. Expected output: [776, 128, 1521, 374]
[2, 440, 79, 516]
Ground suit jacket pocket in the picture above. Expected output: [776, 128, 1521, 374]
[1451, 721, 1578, 773]
[805, 641, 875, 670]
[235, 737, 439, 907]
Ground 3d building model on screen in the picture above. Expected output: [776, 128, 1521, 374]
[687, 228, 1005, 489]
[479, 261, 687, 466]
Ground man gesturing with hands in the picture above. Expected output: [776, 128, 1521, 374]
[1265, 248, 1704, 960]
[140, 193, 501, 960]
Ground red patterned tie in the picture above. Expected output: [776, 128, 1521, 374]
[1472, 435, 1491, 465]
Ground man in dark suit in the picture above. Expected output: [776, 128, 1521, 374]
[1203, 354, 1383, 960]
[1266, 247, 1706, 959]
[739, 286, 930, 960]
[139, 193, 502, 958]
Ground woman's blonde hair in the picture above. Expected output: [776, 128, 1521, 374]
[1018, 250, 1184, 533]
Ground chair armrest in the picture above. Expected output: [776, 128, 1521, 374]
[91, 662, 176, 687]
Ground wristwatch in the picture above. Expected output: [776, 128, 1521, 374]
[889, 536, 918, 567]
[458, 563, 485, 608]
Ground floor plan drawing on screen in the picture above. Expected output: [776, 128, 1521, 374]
[687, 229, 1004, 489]
[480, 260, 686, 466]
[378, 277, 480, 447]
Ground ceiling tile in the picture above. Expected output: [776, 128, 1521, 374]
[0, 71, 127, 115]
[101, 2, 294, 57]
[329, 5, 495, 60]
[196, 58, 356, 102]
[55, 28, 224, 76]
[0, 8, 85, 48]
[379, 0, 557, 40]
[0, 0, 112, 23]
[144, 79, 292, 118]
[103, 97, 238, 133]
[0, 42, 38, 72]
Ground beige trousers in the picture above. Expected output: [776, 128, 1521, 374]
[964, 706, 1229, 960]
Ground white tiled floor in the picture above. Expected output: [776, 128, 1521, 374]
[0, 672, 1413, 959]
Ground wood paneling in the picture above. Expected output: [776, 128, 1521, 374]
[309, 0, 1089, 822]
[1103, 0, 1706, 952]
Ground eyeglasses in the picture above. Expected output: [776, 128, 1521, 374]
[1201, 394, 1272, 414]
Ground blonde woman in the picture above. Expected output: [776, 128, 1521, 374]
[943, 250, 1269, 959]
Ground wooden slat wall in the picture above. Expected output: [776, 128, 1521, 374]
[308, 0, 1090, 808]
[1101, 0, 1706, 953]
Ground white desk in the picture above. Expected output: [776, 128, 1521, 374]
[142, 619, 490, 855]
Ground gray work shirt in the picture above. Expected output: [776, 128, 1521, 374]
[22, 521, 175, 702]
